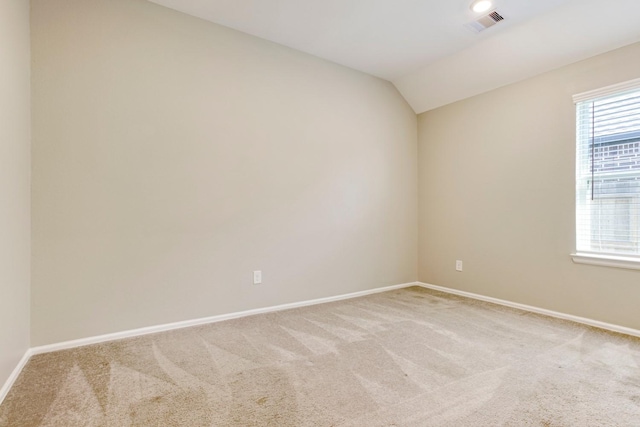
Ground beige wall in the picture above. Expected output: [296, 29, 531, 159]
[418, 42, 640, 330]
[31, 0, 417, 345]
[0, 0, 31, 385]
[30, 0, 640, 348]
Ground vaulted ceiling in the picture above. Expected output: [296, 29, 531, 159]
[149, 0, 640, 113]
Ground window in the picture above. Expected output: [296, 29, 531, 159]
[573, 78, 640, 269]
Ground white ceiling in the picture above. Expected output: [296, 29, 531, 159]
[149, 0, 640, 113]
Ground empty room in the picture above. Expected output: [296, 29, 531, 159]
[2, 0, 640, 425]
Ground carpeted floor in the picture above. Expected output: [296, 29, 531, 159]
[1, 286, 640, 426]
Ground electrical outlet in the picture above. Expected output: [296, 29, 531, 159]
[253, 270, 262, 285]
[455, 260, 463, 272]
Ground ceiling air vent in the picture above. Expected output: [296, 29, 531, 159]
[465, 10, 505, 33]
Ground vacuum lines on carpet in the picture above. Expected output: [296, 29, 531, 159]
[1, 286, 639, 426]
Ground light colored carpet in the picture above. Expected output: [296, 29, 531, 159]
[1, 286, 640, 426]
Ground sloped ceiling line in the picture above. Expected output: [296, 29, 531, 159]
[148, 0, 640, 113]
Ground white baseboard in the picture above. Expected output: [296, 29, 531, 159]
[418, 282, 640, 338]
[0, 349, 33, 407]
[30, 281, 420, 356]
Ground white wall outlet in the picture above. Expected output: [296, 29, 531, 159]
[253, 270, 262, 285]
[455, 260, 463, 272]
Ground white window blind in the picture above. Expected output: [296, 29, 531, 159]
[575, 80, 640, 260]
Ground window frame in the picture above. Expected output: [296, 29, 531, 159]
[571, 77, 640, 270]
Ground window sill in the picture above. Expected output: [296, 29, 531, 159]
[571, 253, 640, 271]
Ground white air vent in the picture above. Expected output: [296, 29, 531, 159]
[465, 10, 505, 33]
